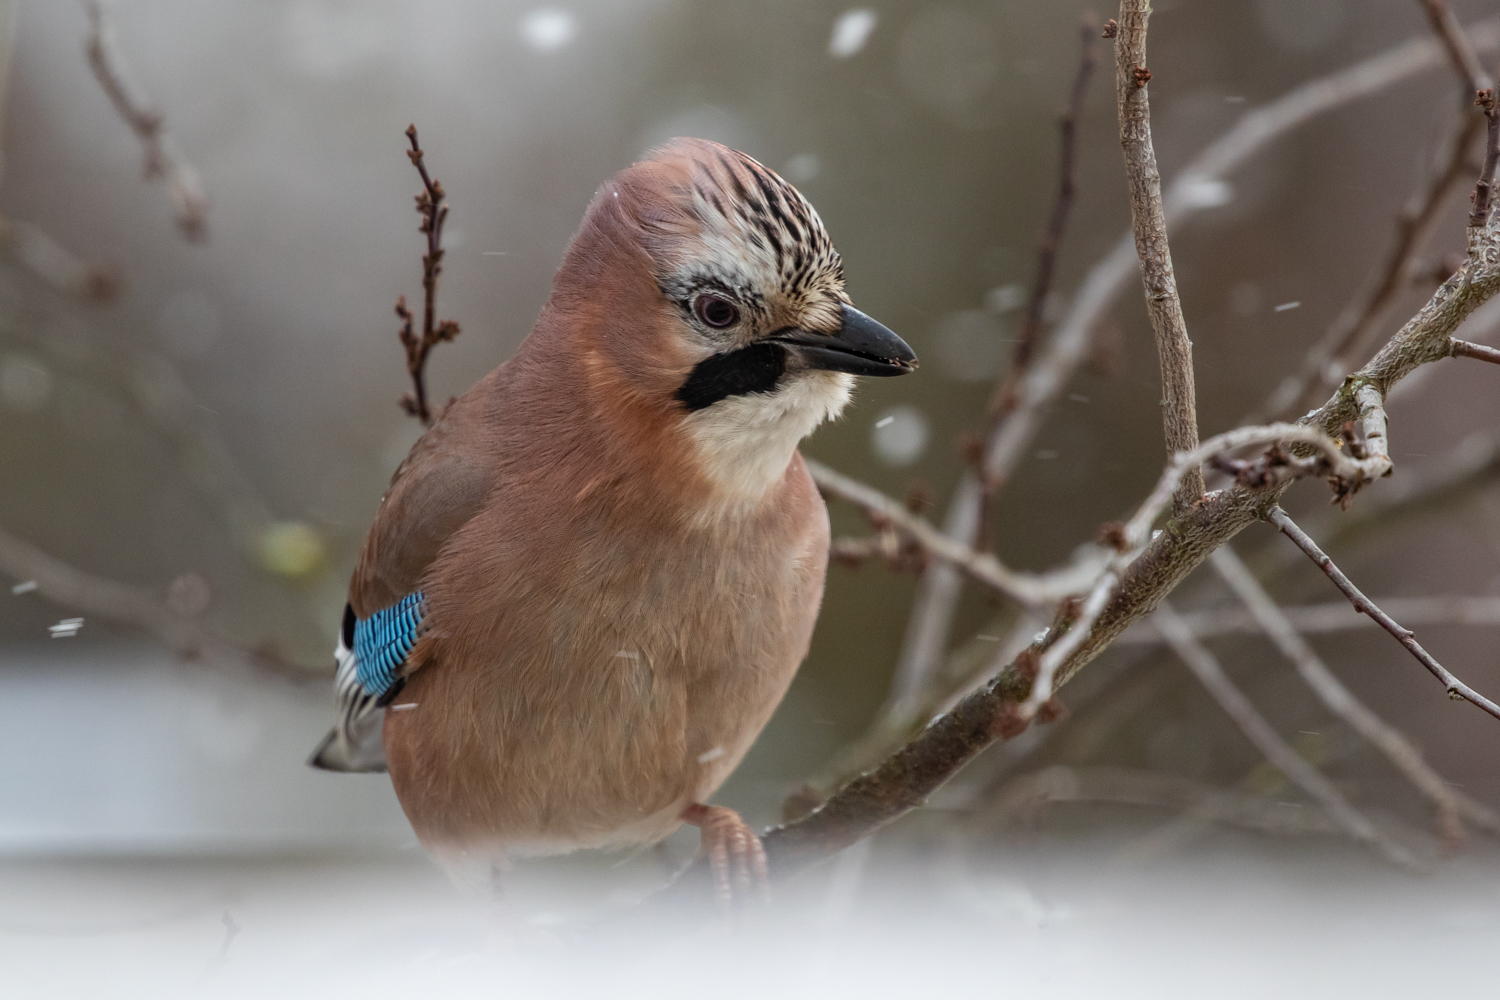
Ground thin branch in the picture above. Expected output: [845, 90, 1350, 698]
[1268, 506, 1500, 723]
[808, 459, 1104, 606]
[743, 201, 1500, 893]
[1210, 546, 1500, 841]
[0, 218, 119, 302]
[1252, 0, 1500, 413]
[805, 420, 1391, 828]
[84, 0, 208, 242]
[1468, 87, 1500, 228]
[1117, 594, 1500, 643]
[896, 21, 1500, 717]
[1419, 0, 1495, 94]
[1303, 423, 1500, 559]
[618, 25, 1500, 919]
[1017, 421, 1389, 723]
[396, 124, 462, 426]
[1257, 115, 1482, 423]
[1325, 383, 1394, 508]
[1153, 600, 1417, 867]
[1451, 336, 1500, 363]
[987, 14, 1099, 417]
[1113, 0, 1203, 511]
[0, 525, 315, 688]
[974, 15, 1099, 547]
[977, 765, 1342, 839]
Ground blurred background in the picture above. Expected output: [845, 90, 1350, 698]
[3, 0, 1500, 994]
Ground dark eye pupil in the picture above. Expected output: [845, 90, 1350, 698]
[696, 296, 738, 328]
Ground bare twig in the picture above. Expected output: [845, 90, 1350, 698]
[747, 126, 1500, 895]
[1468, 87, 1500, 228]
[974, 16, 1100, 548]
[1419, 0, 1495, 94]
[1210, 546, 1500, 841]
[1113, 0, 1202, 511]
[1252, 0, 1500, 415]
[1325, 383, 1394, 508]
[1310, 423, 1500, 555]
[614, 25, 1500, 919]
[808, 459, 1104, 606]
[1451, 336, 1500, 363]
[988, 14, 1098, 417]
[84, 0, 208, 241]
[895, 22, 1500, 718]
[1117, 594, 1500, 643]
[0, 525, 315, 687]
[1153, 600, 1417, 867]
[1268, 506, 1500, 723]
[978, 765, 1342, 839]
[1256, 113, 1482, 421]
[1016, 421, 1389, 723]
[0, 219, 119, 302]
[396, 124, 462, 425]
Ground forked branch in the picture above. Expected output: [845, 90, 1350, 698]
[397, 124, 462, 425]
[1112, 0, 1203, 511]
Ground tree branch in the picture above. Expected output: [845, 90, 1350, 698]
[396, 124, 462, 425]
[808, 459, 1103, 606]
[1210, 546, 1499, 841]
[1268, 506, 1500, 722]
[897, 21, 1500, 719]
[1153, 600, 1417, 866]
[1419, 0, 1495, 94]
[977, 764, 1345, 838]
[1116, 594, 1500, 643]
[602, 22, 1500, 928]
[0, 525, 315, 688]
[987, 14, 1099, 419]
[1468, 87, 1500, 228]
[84, 0, 208, 242]
[1451, 336, 1500, 363]
[1255, 10, 1493, 422]
[0, 218, 119, 303]
[1113, 0, 1203, 511]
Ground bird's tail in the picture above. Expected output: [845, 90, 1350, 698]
[308, 720, 386, 772]
[307, 622, 388, 772]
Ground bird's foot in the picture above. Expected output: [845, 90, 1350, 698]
[680, 802, 769, 916]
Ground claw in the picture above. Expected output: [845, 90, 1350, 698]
[680, 802, 770, 916]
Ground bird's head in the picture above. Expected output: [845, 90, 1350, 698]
[549, 138, 917, 508]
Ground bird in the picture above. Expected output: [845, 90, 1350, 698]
[309, 137, 917, 911]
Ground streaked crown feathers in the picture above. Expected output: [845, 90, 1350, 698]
[580, 138, 848, 336]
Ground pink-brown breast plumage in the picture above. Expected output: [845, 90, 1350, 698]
[372, 284, 831, 858]
[326, 138, 915, 881]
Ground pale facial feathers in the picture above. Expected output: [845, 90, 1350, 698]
[682, 369, 852, 513]
[625, 140, 855, 509]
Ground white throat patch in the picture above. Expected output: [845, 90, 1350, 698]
[682, 371, 852, 513]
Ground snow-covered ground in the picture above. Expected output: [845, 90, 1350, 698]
[5, 837, 1499, 1000]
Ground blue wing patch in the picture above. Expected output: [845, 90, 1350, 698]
[352, 591, 425, 697]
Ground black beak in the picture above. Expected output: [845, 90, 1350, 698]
[773, 304, 918, 377]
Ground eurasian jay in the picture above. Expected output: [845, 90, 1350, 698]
[310, 137, 917, 907]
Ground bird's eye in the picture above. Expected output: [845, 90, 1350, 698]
[693, 294, 739, 329]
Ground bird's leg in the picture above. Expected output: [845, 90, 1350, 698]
[680, 802, 769, 914]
